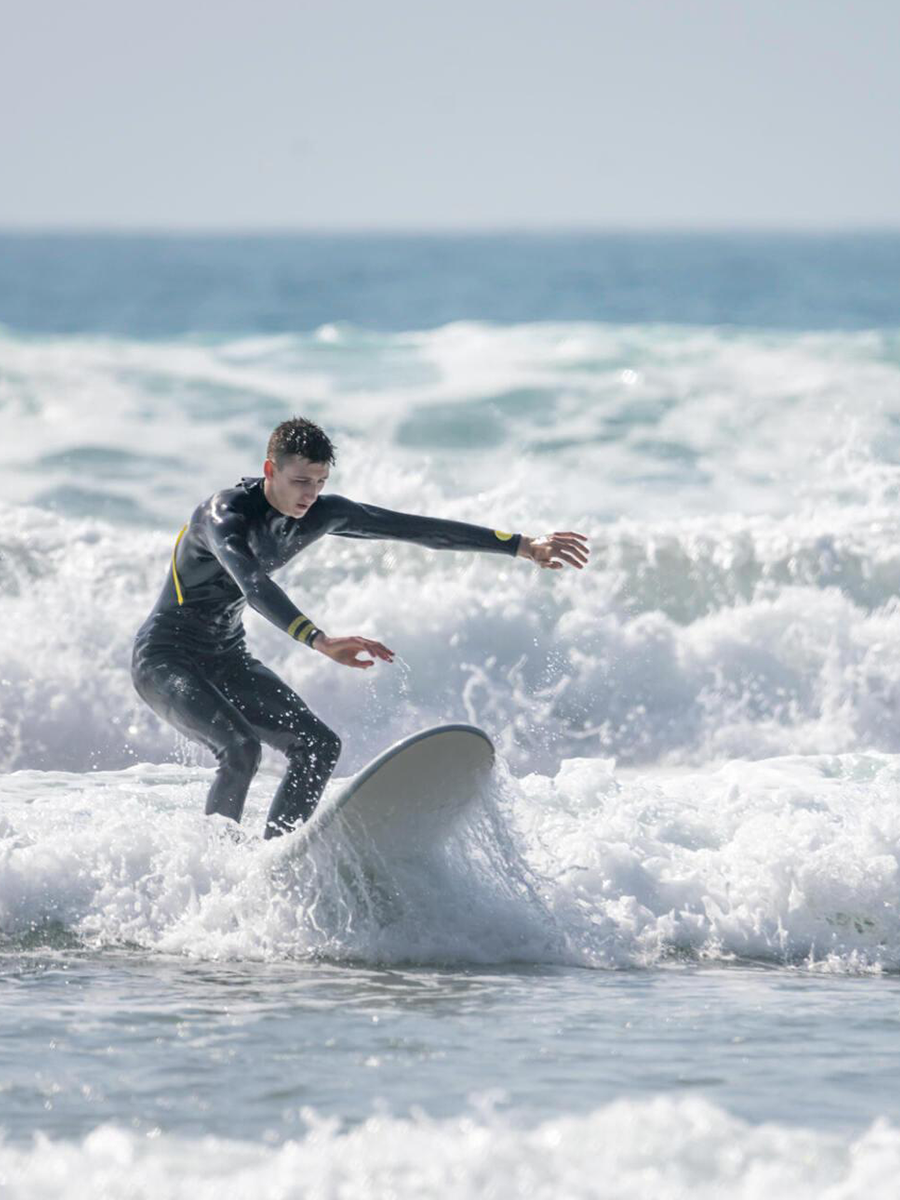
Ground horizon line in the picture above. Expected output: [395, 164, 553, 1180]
[1, 222, 900, 238]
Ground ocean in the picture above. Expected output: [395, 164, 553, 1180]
[2, 231, 900, 1196]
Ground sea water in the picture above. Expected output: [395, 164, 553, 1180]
[2, 233, 900, 1196]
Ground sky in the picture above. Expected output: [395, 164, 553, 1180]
[1, 0, 898, 230]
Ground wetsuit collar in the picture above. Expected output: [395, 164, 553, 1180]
[244, 475, 301, 525]
[240, 476, 275, 512]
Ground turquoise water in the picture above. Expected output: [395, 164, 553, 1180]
[3, 234, 900, 1195]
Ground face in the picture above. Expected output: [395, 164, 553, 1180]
[263, 454, 330, 517]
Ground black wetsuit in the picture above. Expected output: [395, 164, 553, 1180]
[132, 477, 522, 837]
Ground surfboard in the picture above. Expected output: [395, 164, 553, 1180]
[290, 723, 495, 855]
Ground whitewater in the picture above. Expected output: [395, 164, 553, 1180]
[3, 233, 900, 1196]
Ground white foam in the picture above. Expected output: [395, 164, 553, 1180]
[4, 319, 900, 774]
[0, 763, 563, 966]
[2, 752, 900, 971]
[4, 318, 900, 968]
[1, 321, 898, 524]
[6, 494, 900, 775]
[1, 1096, 899, 1199]
[519, 750, 900, 972]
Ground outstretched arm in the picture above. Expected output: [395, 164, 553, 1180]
[329, 495, 589, 571]
[326, 496, 523, 557]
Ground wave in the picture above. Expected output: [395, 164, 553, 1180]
[3, 752, 899, 971]
[1, 1095, 898, 1198]
[5, 497, 900, 774]
[2, 321, 900, 528]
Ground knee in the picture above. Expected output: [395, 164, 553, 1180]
[224, 732, 262, 778]
[287, 722, 341, 770]
[316, 725, 341, 771]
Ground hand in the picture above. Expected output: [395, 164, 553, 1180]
[314, 634, 395, 669]
[518, 531, 590, 570]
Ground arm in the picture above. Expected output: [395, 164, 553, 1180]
[327, 495, 522, 557]
[329, 495, 590, 572]
[202, 501, 324, 648]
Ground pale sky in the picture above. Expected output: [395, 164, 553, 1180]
[2, 0, 898, 229]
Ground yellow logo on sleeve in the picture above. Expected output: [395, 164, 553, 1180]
[494, 530, 513, 541]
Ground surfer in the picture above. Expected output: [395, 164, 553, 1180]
[132, 417, 590, 838]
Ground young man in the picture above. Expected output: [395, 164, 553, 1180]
[132, 417, 589, 838]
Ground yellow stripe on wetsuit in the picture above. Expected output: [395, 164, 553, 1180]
[287, 614, 318, 644]
[171, 525, 188, 605]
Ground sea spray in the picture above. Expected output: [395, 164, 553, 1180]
[3, 752, 900, 972]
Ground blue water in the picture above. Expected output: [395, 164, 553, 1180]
[1, 231, 899, 335]
[3, 232, 900, 1196]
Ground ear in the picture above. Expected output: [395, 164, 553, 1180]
[263, 458, 275, 481]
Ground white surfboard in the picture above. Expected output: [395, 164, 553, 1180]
[290, 723, 495, 855]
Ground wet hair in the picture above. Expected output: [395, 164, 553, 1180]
[266, 417, 336, 468]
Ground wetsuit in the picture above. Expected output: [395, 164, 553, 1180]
[132, 477, 522, 837]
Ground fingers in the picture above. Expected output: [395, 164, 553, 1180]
[336, 636, 395, 669]
[351, 637, 394, 663]
[362, 638, 395, 662]
[552, 546, 588, 569]
[544, 531, 590, 569]
[537, 547, 587, 569]
[553, 533, 590, 562]
[342, 655, 372, 669]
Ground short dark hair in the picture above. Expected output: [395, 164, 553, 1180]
[267, 417, 336, 467]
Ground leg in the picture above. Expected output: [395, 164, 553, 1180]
[132, 651, 262, 823]
[215, 653, 342, 838]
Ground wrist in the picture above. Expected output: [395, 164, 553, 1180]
[517, 535, 533, 559]
[310, 630, 328, 652]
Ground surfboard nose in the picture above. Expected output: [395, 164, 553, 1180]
[285, 724, 496, 852]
